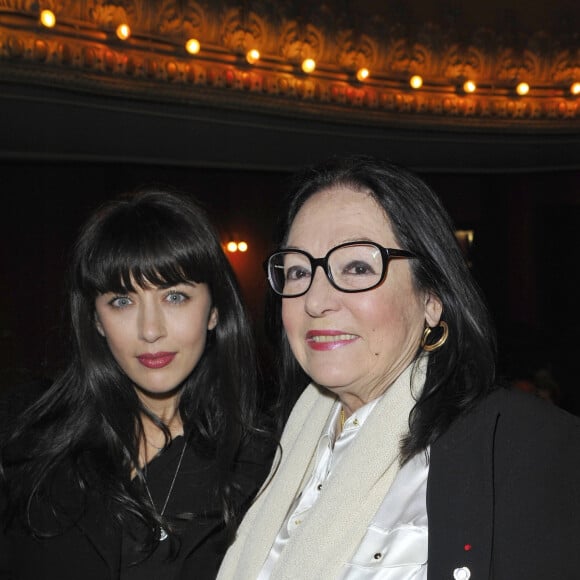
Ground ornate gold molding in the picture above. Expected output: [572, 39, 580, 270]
[0, 0, 578, 129]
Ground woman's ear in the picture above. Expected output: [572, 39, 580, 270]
[95, 314, 105, 337]
[208, 307, 218, 331]
[424, 291, 443, 328]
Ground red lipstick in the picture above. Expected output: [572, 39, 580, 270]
[306, 330, 358, 351]
[137, 352, 176, 369]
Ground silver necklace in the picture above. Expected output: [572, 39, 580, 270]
[142, 438, 188, 541]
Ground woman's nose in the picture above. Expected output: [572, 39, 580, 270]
[303, 266, 340, 317]
[138, 302, 167, 343]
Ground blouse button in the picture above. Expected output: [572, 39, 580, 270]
[317, 484, 323, 491]
[373, 553, 382, 560]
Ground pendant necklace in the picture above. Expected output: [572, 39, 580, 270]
[142, 438, 188, 541]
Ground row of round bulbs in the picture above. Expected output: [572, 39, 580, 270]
[409, 75, 561, 97]
[39, 10, 580, 96]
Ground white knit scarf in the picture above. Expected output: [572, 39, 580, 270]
[218, 356, 427, 580]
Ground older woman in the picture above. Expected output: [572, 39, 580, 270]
[218, 155, 580, 580]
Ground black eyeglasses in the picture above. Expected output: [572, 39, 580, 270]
[265, 241, 417, 298]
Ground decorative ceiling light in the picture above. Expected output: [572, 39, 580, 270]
[185, 38, 201, 55]
[40, 10, 56, 28]
[409, 75, 423, 89]
[246, 49, 260, 65]
[516, 82, 530, 96]
[116, 23, 131, 41]
[301, 58, 316, 74]
[463, 80, 476, 93]
[225, 241, 248, 253]
[356, 67, 369, 82]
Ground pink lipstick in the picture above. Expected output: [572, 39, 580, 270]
[306, 330, 358, 351]
[137, 352, 176, 369]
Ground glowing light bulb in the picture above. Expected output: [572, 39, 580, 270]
[185, 38, 200, 55]
[409, 75, 423, 89]
[463, 80, 476, 93]
[226, 241, 238, 253]
[301, 58, 316, 74]
[571, 82, 580, 96]
[516, 82, 530, 96]
[246, 49, 260, 65]
[237, 241, 248, 252]
[116, 23, 131, 41]
[356, 67, 369, 82]
[40, 10, 56, 28]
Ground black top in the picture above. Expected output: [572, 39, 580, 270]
[0, 381, 275, 580]
[121, 434, 264, 580]
[120, 436, 217, 579]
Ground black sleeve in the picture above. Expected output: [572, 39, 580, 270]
[492, 389, 580, 578]
[428, 388, 580, 579]
[232, 428, 277, 516]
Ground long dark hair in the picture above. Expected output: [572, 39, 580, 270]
[266, 155, 497, 459]
[0, 187, 258, 541]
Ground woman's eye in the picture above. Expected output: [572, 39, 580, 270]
[343, 261, 375, 275]
[166, 291, 188, 304]
[109, 296, 132, 308]
[286, 265, 311, 281]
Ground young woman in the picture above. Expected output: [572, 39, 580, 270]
[0, 188, 273, 579]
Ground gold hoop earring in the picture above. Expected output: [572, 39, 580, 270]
[421, 321, 448, 352]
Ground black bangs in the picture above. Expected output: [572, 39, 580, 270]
[75, 199, 214, 297]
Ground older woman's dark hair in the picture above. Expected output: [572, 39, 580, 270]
[266, 155, 496, 460]
[1, 187, 258, 541]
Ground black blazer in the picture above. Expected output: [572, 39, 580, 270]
[428, 388, 580, 579]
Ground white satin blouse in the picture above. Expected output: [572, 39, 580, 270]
[257, 398, 429, 579]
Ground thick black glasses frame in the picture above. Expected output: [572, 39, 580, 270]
[265, 240, 417, 298]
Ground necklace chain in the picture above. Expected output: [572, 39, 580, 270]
[142, 438, 188, 541]
[146, 437, 165, 451]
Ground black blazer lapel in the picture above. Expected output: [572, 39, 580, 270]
[427, 395, 500, 579]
